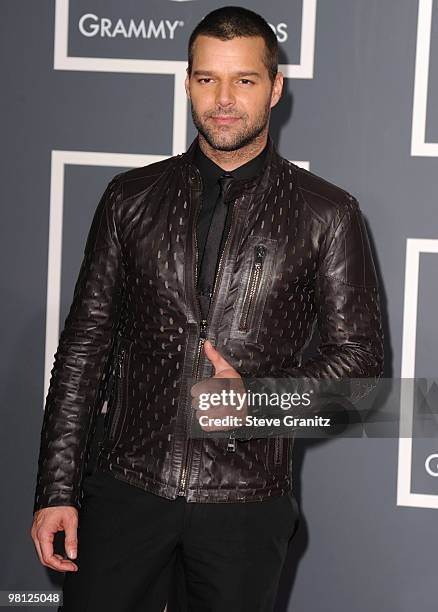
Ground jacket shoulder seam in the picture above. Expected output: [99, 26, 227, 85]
[295, 164, 356, 202]
[116, 154, 176, 186]
[297, 186, 330, 226]
[280, 161, 326, 226]
[294, 164, 357, 225]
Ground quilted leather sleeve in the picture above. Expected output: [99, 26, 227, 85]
[279, 197, 384, 379]
[33, 175, 125, 513]
[238, 197, 384, 438]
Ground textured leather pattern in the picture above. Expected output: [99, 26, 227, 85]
[33, 135, 384, 513]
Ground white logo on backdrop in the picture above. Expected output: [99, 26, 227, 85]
[78, 14, 184, 39]
[77, 13, 288, 42]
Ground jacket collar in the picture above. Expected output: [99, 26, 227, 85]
[178, 133, 282, 202]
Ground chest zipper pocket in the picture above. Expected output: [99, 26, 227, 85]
[238, 244, 267, 332]
[108, 340, 131, 447]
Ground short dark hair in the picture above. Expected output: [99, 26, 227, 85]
[187, 6, 278, 84]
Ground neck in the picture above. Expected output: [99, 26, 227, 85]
[197, 130, 269, 172]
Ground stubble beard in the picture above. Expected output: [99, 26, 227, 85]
[190, 96, 272, 152]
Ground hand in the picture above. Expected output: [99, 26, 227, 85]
[31, 506, 79, 572]
[191, 340, 248, 431]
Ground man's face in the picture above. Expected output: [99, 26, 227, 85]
[185, 35, 283, 151]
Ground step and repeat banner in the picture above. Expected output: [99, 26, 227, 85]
[1, 1, 437, 610]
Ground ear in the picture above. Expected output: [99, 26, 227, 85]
[270, 71, 284, 108]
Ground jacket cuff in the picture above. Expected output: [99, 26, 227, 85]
[33, 487, 81, 515]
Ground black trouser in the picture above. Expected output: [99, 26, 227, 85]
[60, 469, 300, 612]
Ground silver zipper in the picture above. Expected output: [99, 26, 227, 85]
[178, 318, 207, 495]
[238, 244, 266, 331]
[109, 347, 126, 441]
[177, 176, 239, 495]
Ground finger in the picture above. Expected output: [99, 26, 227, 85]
[42, 552, 78, 572]
[214, 367, 240, 379]
[190, 380, 205, 397]
[32, 532, 45, 567]
[191, 377, 225, 398]
[203, 341, 232, 375]
[52, 553, 78, 570]
[64, 516, 78, 560]
[195, 406, 231, 421]
[203, 340, 227, 366]
[39, 533, 77, 572]
[190, 378, 214, 397]
[54, 554, 79, 572]
[196, 416, 235, 432]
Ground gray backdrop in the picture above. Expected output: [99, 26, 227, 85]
[1, 1, 437, 610]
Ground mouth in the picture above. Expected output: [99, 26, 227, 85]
[211, 116, 240, 125]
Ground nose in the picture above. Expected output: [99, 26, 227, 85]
[215, 81, 235, 109]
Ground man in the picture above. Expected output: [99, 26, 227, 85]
[31, 6, 384, 611]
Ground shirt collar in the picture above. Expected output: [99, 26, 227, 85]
[193, 137, 269, 189]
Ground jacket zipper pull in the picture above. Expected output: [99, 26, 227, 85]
[200, 319, 207, 339]
[254, 244, 266, 265]
[118, 349, 125, 378]
[227, 432, 236, 452]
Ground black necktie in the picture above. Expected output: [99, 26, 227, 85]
[197, 172, 234, 318]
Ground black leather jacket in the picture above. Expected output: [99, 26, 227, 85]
[33, 134, 384, 513]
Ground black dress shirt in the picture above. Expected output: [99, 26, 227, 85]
[193, 139, 269, 320]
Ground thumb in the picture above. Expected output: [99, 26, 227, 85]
[203, 340, 218, 363]
[64, 515, 78, 560]
[203, 340, 230, 376]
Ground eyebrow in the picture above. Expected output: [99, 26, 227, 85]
[192, 70, 262, 78]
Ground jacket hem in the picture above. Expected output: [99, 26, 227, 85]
[96, 454, 292, 503]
